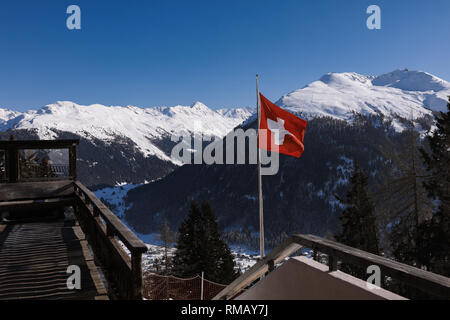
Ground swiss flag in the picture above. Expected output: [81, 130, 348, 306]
[258, 93, 307, 158]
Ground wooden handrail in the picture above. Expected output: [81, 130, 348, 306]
[292, 234, 450, 299]
[72, 180, 147, 299]
[73, 181, 147, 254]
[0, 139, 79, 149]
[213, 234, 450, 300]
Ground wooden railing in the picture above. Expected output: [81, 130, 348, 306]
[1, 139, 148, 299]
[73, 181, 147, 300]
[213, 234, 450, 300]
[0, 139, 78, 183]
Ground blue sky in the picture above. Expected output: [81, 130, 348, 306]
[1, 0, 449, 112]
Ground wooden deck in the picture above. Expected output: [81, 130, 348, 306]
[0, 139, 147, 300]
[0, 217, 108, 300]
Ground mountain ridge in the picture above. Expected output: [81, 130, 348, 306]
[0, 101, 253, 164]
[1, 69, 448, 188]
[2, 69, 449, 146]
[276, 69, 449, 131]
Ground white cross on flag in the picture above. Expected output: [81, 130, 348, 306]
[258, 93, 308, 158]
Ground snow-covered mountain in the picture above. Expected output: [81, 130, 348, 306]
[123, 69, 450, 245]
[1, 68, 448, 187]
[2, 69, 448, 155]
[0, 101, 253, 164]
[277, 69, 450, 129]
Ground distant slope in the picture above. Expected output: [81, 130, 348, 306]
[0, 102, 253, 187]
[277, 69, 449, 130]
[0, 101, 253, 164]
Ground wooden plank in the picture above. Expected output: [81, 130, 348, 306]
[0, 197, 76, 211]
[79, 240, 93, 261]
[85, 260, 108, 296]
[72, 226, 86, 241]
[0, 220, 109, 300]
[0, 180, 75, 202]
[18, 177, 76, 183]
[0, 139, 79, 149]
[6, 148, 18, 183]
[69, 146, 77, 180]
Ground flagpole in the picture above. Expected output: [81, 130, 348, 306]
[256, 74, 264, 259]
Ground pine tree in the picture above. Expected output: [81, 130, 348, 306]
[157, 218, 176, 275]
[172, 201, 239, 284]
[375, 122, 433, 267]
[419, 96, 450, 277]
[335, 161, 380, 255]
[172, 202, 202, 278]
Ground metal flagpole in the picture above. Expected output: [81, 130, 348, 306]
[256, 74, 264, 259]
[200, 271, 204, 300]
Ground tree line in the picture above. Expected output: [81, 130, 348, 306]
[334, 98, 450, 296]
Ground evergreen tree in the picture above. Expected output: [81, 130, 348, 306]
[172, 202, 202, 278]
[335, 161, 380, 256]
[157, 218, 177, 275]
[375, 122, 433, 267]
[419, 96, 450, 277]
[172, 201, 239, 284]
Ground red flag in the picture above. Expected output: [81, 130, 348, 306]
[258, 93, 307, 158]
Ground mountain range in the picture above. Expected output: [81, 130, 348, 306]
[278, 69, 449, 120]
[1, 69, 449, 246]
[2, 69, 449, 144]
[0, 101, 253, 186]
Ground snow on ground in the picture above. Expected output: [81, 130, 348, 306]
[94, 183, 141, 217]
[141, 244, 262, 274]
[116, 239, 260, 275]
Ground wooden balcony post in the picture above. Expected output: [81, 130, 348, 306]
[131, 253, 143, 300]
[106, 223, 115, 238]
[328, 255, 338, 271]
[7, 147, 19, 183]
[69, 145, 77, 180]
[268, 260, 275, 272]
